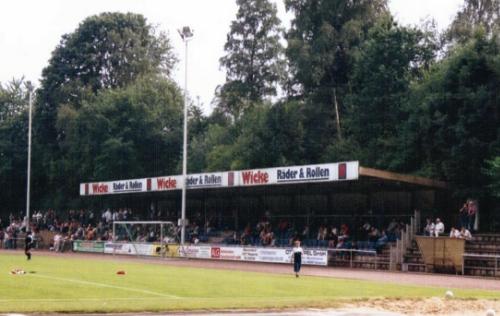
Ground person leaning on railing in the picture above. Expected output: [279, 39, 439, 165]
[434, 218, 445, 237]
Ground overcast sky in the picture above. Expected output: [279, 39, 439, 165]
[0, 0, 463, 114]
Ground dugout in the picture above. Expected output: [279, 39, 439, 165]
[80, 162, 451, 235]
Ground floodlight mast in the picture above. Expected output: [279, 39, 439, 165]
[178, 26, 193, 245]
[26, 83, 34, 232]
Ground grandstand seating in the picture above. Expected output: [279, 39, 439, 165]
[463, 234, 500, 278]
[402, 234, 500, 277]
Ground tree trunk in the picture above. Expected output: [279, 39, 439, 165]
[333, 88, 343, 141]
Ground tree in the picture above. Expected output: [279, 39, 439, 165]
[53, 75, 183, 207]
[31, 12, 177, 208]
[217, 0, 285, 118]
[0, 78, 29, 122]
[446, 0, 500, 44]
[341, 16, 437, 170]
[285, 0, 388, 160]
[483, 156, 500, 198]
[0, 79, 30, 213]
[35, 12, 176, 148]
[401, 32, 500, 198]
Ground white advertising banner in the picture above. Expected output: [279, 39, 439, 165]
[103, 242, 154, 256]
[179, 245, 212, 259]
[80, 179, 147, 196]
[186, 172, 231, 189]
[80, 161, 359, 196]
[238, 161, 359, 187]
[179, 245, 327, 266]
[151, 175, 183, 191]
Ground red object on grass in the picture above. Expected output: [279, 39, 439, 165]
[116, 270, 126, 275]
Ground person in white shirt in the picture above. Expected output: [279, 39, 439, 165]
[460, 227, 473, 240]
[53, 233, 62, 252]
[449, 227, 460, 238]
[291, 240, 304, 278]
[424, 218, 435, 236]
[434, 218, 445, 237]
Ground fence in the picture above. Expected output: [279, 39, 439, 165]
[389, 210, 420, 271]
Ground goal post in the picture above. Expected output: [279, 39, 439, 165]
[112, 221, 178, 258]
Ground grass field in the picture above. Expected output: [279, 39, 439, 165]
[0, 252, 498, 313]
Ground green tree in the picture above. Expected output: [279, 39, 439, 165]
[285, 0, 388, 160]
[402, 32, 500, 198]
[0, 79, 30, 214]
[339, 16, 437, 169]
[446, 0, 500, 44]
[32, 12, 177, 208]
[54, 76, 183, 207]
[483, 156, 500, 198]
[217, 0, 285, 118]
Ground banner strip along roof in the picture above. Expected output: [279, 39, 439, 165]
[80, 161, 359, 196]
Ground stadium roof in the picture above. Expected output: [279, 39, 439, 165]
[80, 161, 448, 197]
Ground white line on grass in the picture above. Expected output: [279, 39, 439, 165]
[28, 274, 180, 299]
[0, 297, 169, 302]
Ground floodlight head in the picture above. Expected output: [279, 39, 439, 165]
[178, 26, 194, 40]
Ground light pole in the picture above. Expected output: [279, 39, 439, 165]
[26, 82, 34, 232]
[178, 26, 193, 245]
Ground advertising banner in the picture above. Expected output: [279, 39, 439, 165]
[150, 176, 183, 191]
[80, 161, 359, 196]
[73, 241, 105, 253]
[186, 172, 229, 189]
[104, 242, 154, 256]
[210, 246, 243, 260]
[179, 245, 212, 259]
[151, 243, 180, 257]
[178, 245, 327, 266]
[80, 178, 147, 196]
[238, 161, 359, 187]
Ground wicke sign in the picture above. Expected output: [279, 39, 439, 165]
[80, 161, 359, 196]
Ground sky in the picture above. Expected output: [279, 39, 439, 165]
[0, 0, 463, 114]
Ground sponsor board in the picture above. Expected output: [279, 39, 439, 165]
[178, 245, 327, 266]
[151, 243, 179, 257]
[80, 161, 359, 196]
[239, 162, 359, 187]
[151, 176, 183, 191]
[186, 172, 226, 189]
[80, 179, 147, 195]
[179, 245, 211, 259]
[73, 241, 105, 253]
[210, 246, 243, 260]
[104, 242, 154, 256]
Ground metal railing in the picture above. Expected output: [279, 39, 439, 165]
[389, 210, 420, 271]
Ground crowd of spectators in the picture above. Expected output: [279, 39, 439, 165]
[0, 208, 140, 251]
[423, 216, 473, 240]
[1, 208, 409, 253]
[187, 216, 406, 252]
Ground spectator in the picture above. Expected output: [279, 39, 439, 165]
[434, 218, 445, 237]
[301, 225, 310, 239]
[53, 233, 63, 252]
[328, 227, 338, 248]
[467, 200, 478, 231]
[449, 227, 460, 238]
[424, 218, 435, 236]
[460, 227, 473, 240]
[368, 226, 380, 242]
[386, 218, 398, 233]
[316, 225, 327, 241]
[376, 230, 389, 253]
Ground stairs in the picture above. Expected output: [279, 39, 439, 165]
[402, 240, 426, 273]
[463, 234, 500, 278]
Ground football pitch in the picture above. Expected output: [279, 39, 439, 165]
[0, 252, 498, 314]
